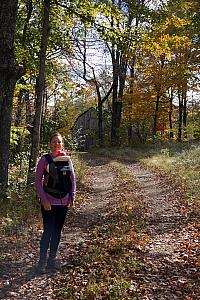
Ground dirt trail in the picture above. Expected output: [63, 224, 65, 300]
[60, 161, 115, 254]
[126, 162, 199, 299]
[0, 159, 115, 300]
[0, 157, 199, 300]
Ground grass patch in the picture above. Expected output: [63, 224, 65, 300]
[141, 143, 200, 206]
[0, 186, 39, 236]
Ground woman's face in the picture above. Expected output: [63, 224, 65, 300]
[49, 135, 63, 153]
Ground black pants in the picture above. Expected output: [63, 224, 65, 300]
[40, 205, 68, 260]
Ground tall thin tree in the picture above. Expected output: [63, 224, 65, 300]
[27, 0, 51, 184]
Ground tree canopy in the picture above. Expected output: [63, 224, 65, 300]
[0, 0, 199, 188]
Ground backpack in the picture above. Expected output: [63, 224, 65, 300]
[43, 154, 72, 199]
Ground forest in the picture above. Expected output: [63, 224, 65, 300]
[0, 0, 199, 190]
[0, 0, 199, 299]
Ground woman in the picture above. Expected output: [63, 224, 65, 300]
[35, 132, 76, 273]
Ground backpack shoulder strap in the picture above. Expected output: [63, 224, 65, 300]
[43, 154, 59, 186]
[43, 154, 54, 175]
[43, 154, 53, 164]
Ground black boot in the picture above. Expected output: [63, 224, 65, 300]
[46, 254, 62, 271]
[35, 257, 47, 274]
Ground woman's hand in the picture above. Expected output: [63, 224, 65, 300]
[68, 198, 75, 209]
[43, 202, 51, 211]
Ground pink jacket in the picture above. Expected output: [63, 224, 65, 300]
[35, 151, 76, 206]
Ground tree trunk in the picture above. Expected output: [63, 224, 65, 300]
[168, 89, 174, 139]
[127, 62, 136, 145]
[116, 60, 126, 129]
[92, 71, 103, 147]
[27, 0, 51, 184]
[178, 89, 183, 142]
[111, 79, 119, 144]
[97, 91, 103, 147]
[41, 90, 48, 145]
[94, 79, 113, 147]
[25, 90, 32, 126]
[128, 125, 132, 144]
[153, 91, 160, 137]
[152, 56, 165, 138]
[15, 89, 24, 126]
[110, 0, 135, 146]
[92, 75, 103, 147]
[111, 70, 126, 145]
[0, 0, 23, 189]
[111, 50, 126, 146]
[183, 90, 187, 138]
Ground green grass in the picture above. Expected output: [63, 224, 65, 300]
[141, 144, 200, 203]
[0, 186, 39, 235]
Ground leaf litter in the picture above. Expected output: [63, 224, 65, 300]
[0, 155, 199, 299]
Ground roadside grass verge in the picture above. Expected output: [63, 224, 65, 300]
[56, 160, 146, 300]
[141, 144, 200, 207]
[95, 141, 200, 208]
